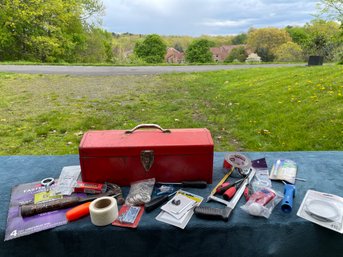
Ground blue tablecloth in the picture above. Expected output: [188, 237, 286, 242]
[1, 152, 343, 257]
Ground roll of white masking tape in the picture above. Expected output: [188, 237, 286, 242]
[89, 196, 118, 226]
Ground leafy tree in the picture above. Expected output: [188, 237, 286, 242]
[185, 39, 214, 63]
[0, 0, 104, 62]
[134, 34, 167, 63]
[247, 28, 292, 62]
[275, 42, 304, 62]
[303, 19, 341, 60]
[74, 28, 113, 63]
[318, 0, 343, 24]
[285, 26, 310, 46]
[224, 46, 247, 63]
[232, 33, 247, 45]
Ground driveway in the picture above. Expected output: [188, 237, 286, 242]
[0, 63, 304, 76]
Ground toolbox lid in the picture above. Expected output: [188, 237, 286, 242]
[79, 128, 214, 157]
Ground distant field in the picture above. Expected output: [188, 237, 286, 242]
[0, 65, 342, 155]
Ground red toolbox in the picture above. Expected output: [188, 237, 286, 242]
[79, 124, 214, 186]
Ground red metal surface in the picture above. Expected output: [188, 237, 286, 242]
[79, 128, 214, 186]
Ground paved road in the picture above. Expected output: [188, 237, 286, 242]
[0, 63, 304, 76]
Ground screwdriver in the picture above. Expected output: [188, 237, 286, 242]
[215, 182, 230, 194]
[216, 178, 244, 195]
[223, 180, 245, 200]
[144, 191, 177, 212]
[156, 181, 207, 188]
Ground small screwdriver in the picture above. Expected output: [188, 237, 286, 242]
[156, 181, 207, 188]
[144, 191, 177, 212]
[217, 178, 244, 195]
[223, 180, 245, 200]
[215, 182, 230, 194]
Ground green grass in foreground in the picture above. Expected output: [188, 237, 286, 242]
[0, 65, 342, 155]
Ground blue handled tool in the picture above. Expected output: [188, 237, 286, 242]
[281, 184, 295, 213]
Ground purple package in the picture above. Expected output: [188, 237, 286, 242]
[4, 181, 83, 241]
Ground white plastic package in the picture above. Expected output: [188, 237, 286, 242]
[241, 187, 283, 218]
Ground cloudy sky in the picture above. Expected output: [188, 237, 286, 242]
[102, 0, 320, 36]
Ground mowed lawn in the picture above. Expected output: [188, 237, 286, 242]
[0, 65, 342, 155]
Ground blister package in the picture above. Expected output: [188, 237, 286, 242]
[252, 169, 272, 192]
[241, 187, 283, 218]
[125, 178, 155, 206]
[297, 190, 343, 233]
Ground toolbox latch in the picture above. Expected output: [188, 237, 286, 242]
[141, 150, 154, 172]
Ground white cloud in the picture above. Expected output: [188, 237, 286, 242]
[201, 19, 256, 28]
[102, 0, 320, 36]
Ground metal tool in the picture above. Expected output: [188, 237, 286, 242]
[41, 177, 54, 192]
[194, 168, 256, 221]
[21, 183, 124, 217]
[156, 181, 207, 188]
[144, 191, 177, 212]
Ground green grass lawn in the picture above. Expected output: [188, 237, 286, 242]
[0, 65, 342, 155]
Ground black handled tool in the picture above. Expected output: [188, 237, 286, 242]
[144, 191, 177, 212]
[216, 178, 244, 195]
[194, 206, 232, 221]
[157, 181, 207, 188]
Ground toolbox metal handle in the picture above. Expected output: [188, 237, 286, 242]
[125, 124, 171, 134]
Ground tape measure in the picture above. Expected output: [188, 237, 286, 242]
[223, 153, 252, 176]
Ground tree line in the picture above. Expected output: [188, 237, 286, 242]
[0, 0, 341, 64]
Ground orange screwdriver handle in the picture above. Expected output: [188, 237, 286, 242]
[66, 202, 91, 222]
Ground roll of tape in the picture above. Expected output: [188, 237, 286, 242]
[223, 153, 251, 175]
[89, 196, 118, 226]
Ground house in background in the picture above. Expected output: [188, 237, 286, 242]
[210, 45, 245, 62]
[165, 47, 185, 63]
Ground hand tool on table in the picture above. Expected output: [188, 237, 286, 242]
[216, 178, 244, 195]
[144, 191, 177, 212]
[145, 181, 207, 212]
[156, 181, 207, 189]
[21, 183, 123, 217]
[194, 168, 256, 221]
[223, 179, 245, 200]
[66, 202, 92, 222]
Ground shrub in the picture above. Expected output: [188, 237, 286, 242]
[134, 34, 167, 63]
[245, 53, 261, 63]
[275, 42, 304, 62]
[185, 39, 214, 63]
[224, 46, 247, 63]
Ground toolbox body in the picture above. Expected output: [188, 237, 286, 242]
[79, 125, 214, 186]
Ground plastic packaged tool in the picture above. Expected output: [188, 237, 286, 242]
[112, 205, 144, 228]
[269, 159, 297, 184]
[54, 166, 81, 195]
[241, 187, 283, 218]
[125, 178, 155, 206]
[252, 169, 272, 191]
[297, 190, 343, 234]
[74, 181, 107, 194]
